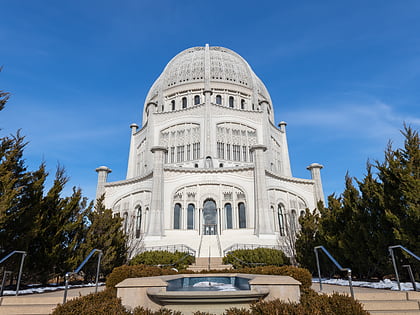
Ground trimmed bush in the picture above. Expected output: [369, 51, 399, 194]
[223, 248, 290, 268]
[52, 288, 129, 315]
[61, 265, 367, 315]
[130, 250, 195, 270]
[236, 265, 312, 290]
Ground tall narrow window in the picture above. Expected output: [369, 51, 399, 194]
[135, 206, 142, 238]
[241, 99, 245, 109]
[182, 97, 187, 109]
[170, 146, 175, 163]
[174, 203, 181, 229]
[238, 203, 246, 228]
[229, 96, 234, 108]
[278, 204, 285, 236]
[171, 100, 175, 111]
[226, 144, 231, 160]
[249, 149, 254, 162]
[242, 146, 247, 161]
[225, 203, 233, 229]
[187, 204, 195, 229]
[186, 144, 191, 161]
[216, 95, 222, 105]
[194, 95, 200, 105]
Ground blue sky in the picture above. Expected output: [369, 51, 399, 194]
[0, 0, 419, 203]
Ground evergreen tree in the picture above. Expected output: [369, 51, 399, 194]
[29, 167, 90, 284]
[0, 67, 9, 111]
[77, 195, 127, 281]
[295, 206, 322, 271]
[295, 125, 419, 279]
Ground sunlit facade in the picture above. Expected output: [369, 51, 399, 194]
[95, 45, 324, 258]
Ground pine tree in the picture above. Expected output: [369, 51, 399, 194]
[0, 67, 10, 111]
[77, 195, 127, 281]
[295, 206, 322, 271]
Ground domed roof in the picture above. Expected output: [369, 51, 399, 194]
[145, 45, 271, 106]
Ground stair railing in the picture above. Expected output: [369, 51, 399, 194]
[314, 246, 354, 298]
[0, 250, 27, 296]
[63, 249, 103, 304]
[388, 245, 420, 291]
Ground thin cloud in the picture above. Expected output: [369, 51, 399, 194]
[284, 101, 420, 141]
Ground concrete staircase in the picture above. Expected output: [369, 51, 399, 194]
[0, 286, 104, 315]
[313, 283, 420, 315]
[356, 291, 420, 315]
[188, 257, 232, 271]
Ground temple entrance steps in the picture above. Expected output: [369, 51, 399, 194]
[197, 235, 222, 258]
[312, 283, 420, 315]
[187, 257, 232, 272]
[0, 286, 105, 315]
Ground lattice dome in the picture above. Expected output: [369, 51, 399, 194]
[144, 45, 271, 107]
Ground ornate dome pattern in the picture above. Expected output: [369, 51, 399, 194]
[144, 45, 271, 108]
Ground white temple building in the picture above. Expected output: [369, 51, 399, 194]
[95, 45, 324, 258]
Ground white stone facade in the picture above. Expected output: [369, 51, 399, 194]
[95, 45, 324, 258]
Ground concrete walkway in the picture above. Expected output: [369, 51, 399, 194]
[0, 285, 105, 315]
[311, 283, 420, 315]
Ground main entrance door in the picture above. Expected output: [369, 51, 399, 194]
[202, 199, 217, 235]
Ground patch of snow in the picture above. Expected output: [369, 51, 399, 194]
[192, 281, 237, 291]
[312, 278, 419, 291]
[2, 282, 105, 296]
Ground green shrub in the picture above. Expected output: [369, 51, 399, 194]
[106, 264, 177, 289]
[236, 265, 312, 290]
[130, 250, 195, 270]
[52, 288, 129, 315]
[223, 248, 290, 268]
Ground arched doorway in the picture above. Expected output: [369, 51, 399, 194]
[202, 199, 217, 235]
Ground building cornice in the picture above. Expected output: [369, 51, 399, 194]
[164, 165, 254, 173]
[104, 172, 154, 188]
[265, 169, 315, 185]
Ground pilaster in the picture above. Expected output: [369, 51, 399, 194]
[126, 123, 139, 179]
[148, 146, 167, 237]
[278, 121, 292, 177]
[251, 144, 274, 236]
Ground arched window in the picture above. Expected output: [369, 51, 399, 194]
[171, 100, 175, 111]
[290, 210, 297, 235]
[278, 204, 285, 236]
[225, 203, 233, 229]
[229, 96, 234, 108]
[182, 97, 187, 109]
[187, 204, 195, 230]
[174, 203, 181, 229]
[238, 202, 246, 228]
[300, 210, 306, 217]
[241, 99, 245, 109]
[135, 206, 142, 238]
[123, 212, 128, 233]
[216, 95, 222, 105]
[194, 95, 200, 105]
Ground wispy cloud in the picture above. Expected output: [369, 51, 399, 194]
[283, 101, 420, 141]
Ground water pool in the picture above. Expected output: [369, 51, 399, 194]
[166, 276, 250, 291]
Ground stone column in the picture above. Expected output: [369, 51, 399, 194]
[251, 145, 274, 236]
[126, 123, 139, 179]
[278, 121, 292, 177]
[148, 146, 167, 237]
[95, 166, 112, 201]
[307, 163, 325, 206]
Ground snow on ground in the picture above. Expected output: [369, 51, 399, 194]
[312, 278, 419, 291]
[2, 282, 105, 296]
